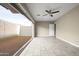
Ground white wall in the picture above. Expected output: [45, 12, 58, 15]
[55, 5, 79, 46]
[32, 23, 36, 38]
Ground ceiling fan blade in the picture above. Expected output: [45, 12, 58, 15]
[52, 11, 59, 14]
[45, 10, 49, 13]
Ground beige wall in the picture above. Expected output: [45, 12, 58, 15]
[32, 23, 36, 37]
[0, 20, 19, 39]
[20, 25, 32, 36]
[55, 5, 79, 46]
[36, 22, 49, 37]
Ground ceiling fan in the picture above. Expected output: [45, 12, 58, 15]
[37, 9, 60, 17]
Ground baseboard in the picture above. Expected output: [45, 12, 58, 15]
[57, 37, 79, 48]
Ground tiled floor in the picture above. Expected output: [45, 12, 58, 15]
[20, 36, 79, 56]
[0, 36, 31, 56]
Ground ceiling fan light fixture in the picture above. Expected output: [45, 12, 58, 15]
[50, 14, 53, 17]
[37, 9, 60, 17]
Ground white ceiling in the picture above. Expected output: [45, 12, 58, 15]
[26, 3, 79, 21]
